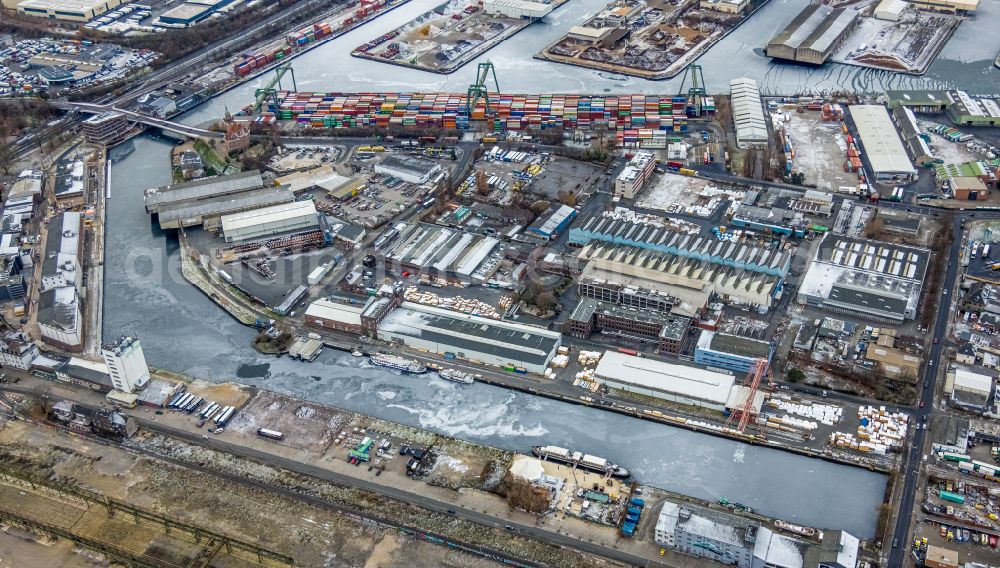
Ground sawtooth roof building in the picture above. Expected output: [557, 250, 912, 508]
[797, 234, 929, 324]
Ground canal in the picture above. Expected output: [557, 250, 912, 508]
[104, 137, 887, 536]
[178, 0, 1000, 130]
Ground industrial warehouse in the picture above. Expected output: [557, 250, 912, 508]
[380, 223, 502, 281]
[730, 78, 767, 144]
[849, 105, 918, 181]
[592, 351, 763, 414]
[220, 201, 319, 242]
[797, 234, 930, 324]
[377, 302, 562, 374]
[766, 3, 859, 65]
[143, 171, 295, 230]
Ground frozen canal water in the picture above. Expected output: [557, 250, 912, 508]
[104, 137, 888, 536]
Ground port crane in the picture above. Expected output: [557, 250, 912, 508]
[676, 63, 706, 117]
[725, 357, 770, 433]
[465, 60, 500, 119]
[252, 63, 297, 118]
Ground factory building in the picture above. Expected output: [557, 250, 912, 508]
[220, 201, 319, 242]
[527, 204, 577, 239]
[483, 0, 553, 19]
[16, 0, 123, 21]
[945, 90, 1000, 127]
[614, 152, 656, 198]
[578, 242, 783, 312]
[655, 502, 820, 568]
[568, 217, 791, 278]
[378, 302, 561, 374]
[374, 155, 442, 184]
[798, 234, 929, 324]
[593, 351, 740, 412]
[694, 329, 773, 373]
[568, 298, 692, 354]
[730, 78, 767, 144]
[849, 105, 917, 181]
[381, 223, 500, 281]
[577, 271, 690, 315]
[907, 0, 978, 13]
[945, 366, 994, 411]
[101, 335, 150, 393]
[766, 3, 858, 65]
[81, 112, 130, 146]
[38, 212, 83, 353]
[304, 295, 395, 335]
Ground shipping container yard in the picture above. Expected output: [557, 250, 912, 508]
[246, 90, 696, 141]
[352, 0, 569, 74]
[536, 0, 771, 79]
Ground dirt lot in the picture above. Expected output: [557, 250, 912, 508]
[0, 417, 507, 568]
[770, 109, 857, 193]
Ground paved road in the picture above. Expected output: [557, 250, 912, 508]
[0, 377, 665, 567]
[886, 215, 966, 567]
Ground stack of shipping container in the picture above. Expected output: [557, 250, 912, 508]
[258, 91, 691, 142]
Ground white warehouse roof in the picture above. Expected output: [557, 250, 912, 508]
[730, 77, 768, 143]
[953, 367, 993, 395]
[304, 298, 366, 326]
[220, 200, 317, 233]
[594, 351, 736, 405]
[849, 105, 916, 176]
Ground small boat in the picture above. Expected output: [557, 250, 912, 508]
[437, 368, 474, 385]
[532, 445, 629, 478]
[596, 71, 629, 82]
[352, 350, 364, 357]
[718, 497, 753, 513]
[775, 519, 817, 537]
[369, 353, 427, 374]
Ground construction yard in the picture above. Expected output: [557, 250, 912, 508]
[830, 9, 961, 75]
[536, 0, 767, 79]
[770, 108, 858, 193]
[352, 0, 568, 74]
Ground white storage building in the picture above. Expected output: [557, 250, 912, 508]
[593, 351, 737, 411]
[483, 0, 553, 19]
[374, 155, 442, 184]
[874, 0, 907, 20]
[849, 105, 916, 181]
[730, 78, 768, 144]
[220, 201, 319, 242]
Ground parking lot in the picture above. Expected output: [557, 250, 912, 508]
[0, 37, 157, 96]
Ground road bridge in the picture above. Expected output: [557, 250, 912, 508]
[50, 101, 220, 138]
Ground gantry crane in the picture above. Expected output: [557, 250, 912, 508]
[465, 60, 500, 119]
[676, 63, 706, 117]
[252, 63, 297, 118]
[726, 357, 770, 433]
